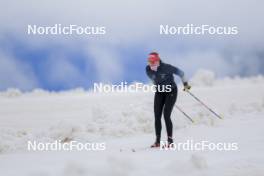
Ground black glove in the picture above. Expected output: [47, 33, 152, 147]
[183, 82, 191, 91]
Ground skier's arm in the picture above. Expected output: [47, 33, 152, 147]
[145, 66, 152, 80]
[170, 65, 191, 91]
[146, 66, 157, 85]
[169, 65, 187, 83]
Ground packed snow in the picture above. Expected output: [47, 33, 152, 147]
[0, 70, 264, 176]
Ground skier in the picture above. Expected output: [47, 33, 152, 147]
[146, 52, 191, 147]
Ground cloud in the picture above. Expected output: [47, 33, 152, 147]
[44, 54, 86, 89]
[164, 50, 232, 77]
[0, 49, 39, 90]
[159, 48, 264, 79]
[1, 0, 263, 44]
[85, 44, 123, 83]
[0, 0, 264, 90]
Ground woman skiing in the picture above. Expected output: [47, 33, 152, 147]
[146, 52, 191, 147]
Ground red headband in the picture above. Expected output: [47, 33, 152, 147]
[148, 52, 160, 62]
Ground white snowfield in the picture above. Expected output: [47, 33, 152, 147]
[0, 70, 264, 176]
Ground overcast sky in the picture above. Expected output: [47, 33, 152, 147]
[0, 0, 263, 91]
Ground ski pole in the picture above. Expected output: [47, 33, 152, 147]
[175, 105, 195, 123]
[186, 90, 223, 119]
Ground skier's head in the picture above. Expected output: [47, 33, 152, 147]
[148, 52, 160, 66]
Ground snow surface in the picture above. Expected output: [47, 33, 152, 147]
[0, 70, 264, 176]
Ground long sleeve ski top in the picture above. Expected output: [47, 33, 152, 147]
[146, 61, 187, 88]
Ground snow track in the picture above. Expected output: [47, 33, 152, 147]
[0, 73, 264, 175]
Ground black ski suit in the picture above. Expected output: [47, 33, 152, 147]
[146, 61, 186, 143]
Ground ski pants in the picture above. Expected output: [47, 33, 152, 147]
[154, 87, 177, 142]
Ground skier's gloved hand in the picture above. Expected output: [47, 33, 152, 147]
[183, 82, 191, 91]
